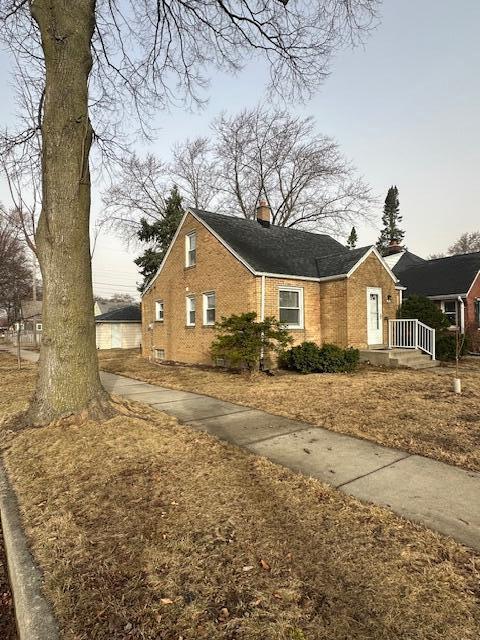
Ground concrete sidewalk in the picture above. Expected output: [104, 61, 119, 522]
[4, 346, 480, 551]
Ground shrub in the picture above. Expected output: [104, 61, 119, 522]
[398, 295, 450, 330]
[435, 331, 468, 362]
[210, 312, 292, 372]
[282, 341, 359, 374]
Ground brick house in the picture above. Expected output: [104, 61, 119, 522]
[392, 250, 480, 334]
[141, 203, 401, 365]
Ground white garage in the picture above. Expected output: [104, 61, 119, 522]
[95, 304, 142, 350]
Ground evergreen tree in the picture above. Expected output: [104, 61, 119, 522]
[135, 186, 184, 291]
[376, 186, 404, 255]
[346, 226, 358, 249]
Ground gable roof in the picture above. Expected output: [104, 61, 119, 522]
[399, 251, 480, 298]
[95, 305, 141, 322]
[386, 250, 426, 274]
[192, 208, 349, 278]
[142, 208, 398, 294]
[95, 300, 131, 316]
[21, 300, 42, 319]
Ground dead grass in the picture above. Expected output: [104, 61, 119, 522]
[1, 352, 480, 639]
[99, 350, 480, 473]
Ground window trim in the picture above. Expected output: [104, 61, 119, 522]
[185, 231, 197, 268]
[278, 286, 304, 329]
[186, 295, 196, 326]
[153, 348, 165, 361]
[35, 322, 43, 331]
[440, 300, 457, 327]
[203, 291, 216, 326]
[155, 300, 164, 322]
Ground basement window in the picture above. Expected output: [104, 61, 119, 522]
[279, 287, 304, 329]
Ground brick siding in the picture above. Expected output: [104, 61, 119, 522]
[142, 215, 399, 363]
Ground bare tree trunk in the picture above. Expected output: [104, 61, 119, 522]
[28, 0, 111, 424]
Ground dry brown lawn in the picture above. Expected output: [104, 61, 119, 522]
[1, 351, 480, 639]
[99, 349, 480, 473]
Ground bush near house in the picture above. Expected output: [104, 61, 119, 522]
[435, 332, 469, 362]
[281, 342, 359, 374]
[210, 312, 292, 371]
[398, 295, 450, 330]
[398, 295, 470, 361]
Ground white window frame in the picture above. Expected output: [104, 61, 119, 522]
[155, 300, 164, 322]
[186, 295, 196, 326]
[36, 322, 43, 331]
[278, 286, 304, 329]
[153, 348, 165, 361]
[185, 232, 197, 267]
[203, 291, 216, 326]
[440, 300, 457, 327]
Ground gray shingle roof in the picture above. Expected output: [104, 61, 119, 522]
[391, 250, 426, 274]
[398, 252, 480, 297]
[21, 300, 42, 319]
[191, 209, 372, 279]
[95, 305, 141, 322]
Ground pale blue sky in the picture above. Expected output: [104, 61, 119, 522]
[1, 0, 480, 299]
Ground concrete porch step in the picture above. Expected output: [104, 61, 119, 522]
[359, 348, 439, 370]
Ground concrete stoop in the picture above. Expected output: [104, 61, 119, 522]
[359, 348, 440, 370]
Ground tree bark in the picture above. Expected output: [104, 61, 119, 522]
[28, 0, 111, 425]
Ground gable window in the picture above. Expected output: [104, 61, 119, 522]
[203, 292, 216, 325]
[442, 300, 457, 326]
[155, 300, 164, 322]
[186, 296, 196, 326]
[186, 232, 197, 267]
[279, 287, 303, 328]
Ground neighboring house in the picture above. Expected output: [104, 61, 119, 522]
[95, 305, 142, 350]
[141, 203, 400, 365]
[393, 251, 480, 333]
[383, 244, 426, 272]
[8, 300, 43, 346]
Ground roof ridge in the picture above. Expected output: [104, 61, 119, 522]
[190, 207, 341, 241]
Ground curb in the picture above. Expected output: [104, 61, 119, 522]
[0, 460, 60, 640]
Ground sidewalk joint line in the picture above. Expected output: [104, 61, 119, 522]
[244, 425, 312, 446]
[184, 409, 254, 423]
[336, 453, 412, 489]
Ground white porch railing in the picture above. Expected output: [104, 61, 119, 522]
[388, 319, 436, 360]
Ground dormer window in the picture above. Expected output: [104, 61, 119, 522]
[186, 232, 197, 267]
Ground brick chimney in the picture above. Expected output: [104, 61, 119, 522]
[256, 199, 271, 227]
[384, 238, 403, 256]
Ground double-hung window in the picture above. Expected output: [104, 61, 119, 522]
[155, 300, 164, 322]
[279, 287, 303, 328]
[442, 300, 457, 326]
[186, 232, 197, 267]
[186, 296, 196, 326]
[203, 292, 216, 325]
[475, 299, 480, 326]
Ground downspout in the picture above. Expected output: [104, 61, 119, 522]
[260, 275, 266, 370]
[458, 296, 465, 333]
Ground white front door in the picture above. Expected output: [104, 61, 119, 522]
[367, 287, 383, 345]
